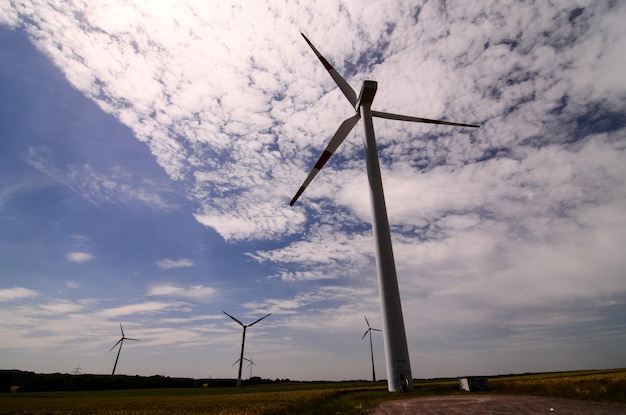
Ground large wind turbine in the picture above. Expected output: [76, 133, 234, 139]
[109, 323, 139, 376]
[223, 312, 271, 387]
[361, 316, 382, 382]
[291, 33, 479, 392]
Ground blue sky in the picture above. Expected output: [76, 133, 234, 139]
[1, 1, 626, 381]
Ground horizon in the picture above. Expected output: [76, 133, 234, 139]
[1, 1, 626, 381]
[7, 366, 625, 383]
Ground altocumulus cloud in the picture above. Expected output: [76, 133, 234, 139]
[156, 258, 195, 269]
[0, 287, 38, 302]
[99, 301, 191, 318]
[66, 252, 94, 263]
[147, 284, 216, 300]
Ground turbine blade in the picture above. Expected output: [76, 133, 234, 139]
[223, 311, 244, 327]
[372, 328, 382, 332]
[290, 114, 360, 206]
[232, 358, 240, 366]
[109, 338, 123, 352]
[301, 33, 358, 107]
[361, 330, 369, 340]
[364, 315, 371, 328]
[126, 338, 140, 341]
[372, 110, 480, 128]
[120, 323, 124, 337]
[248, 313, 271, 327]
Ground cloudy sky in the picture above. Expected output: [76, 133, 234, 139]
[1, 0, 625, 381]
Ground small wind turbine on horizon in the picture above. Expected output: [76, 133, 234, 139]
[232, 357, 257, 380]
[247, 357, 257, 379]
[109, 323, 139, 376]
[290, 33, 480, 392]
[72, 364, 81, 375]
[223, 311, 271, 387]
[362, 316, 382, 382]
[232, 356, 251, 368]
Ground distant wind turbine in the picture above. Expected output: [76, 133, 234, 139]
[291, 33, 479, 392]
[247, 358, 257, 379]
[361, 316, 382, 382]
[109, 323, 139, 376]
[232, 356, 251, 368]
[223, 311, 271, 387]
[72, 364, 81, 375]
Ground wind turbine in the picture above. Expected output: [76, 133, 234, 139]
[72, 364, 81, 375]
[247, 357, 257, 379]
[232, 357, 251, 365]
[223, 311, 271, 387]
[361, 316, 382, 382]
[291, 33, 480, 392]
[109, 323, 139, 376]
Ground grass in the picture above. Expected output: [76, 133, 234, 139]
[2, 369, 625, 414]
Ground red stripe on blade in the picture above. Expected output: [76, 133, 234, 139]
[315, 151, 333, 169]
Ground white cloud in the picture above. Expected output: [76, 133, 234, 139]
[66, 252, 94, 263]
[99, 301, 190, 318]
[39, 300, 89, 315]
[0, 287, 38, 302]
[27, 148, 178, 211]
[0, 2, 19, 27]
[156, 258, 194, 269]
[7, 0, 626, 246]
[146, 284, 216, 300]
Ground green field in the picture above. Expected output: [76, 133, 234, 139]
[2, 369, 625, 414]
[1, 382, 382, 415]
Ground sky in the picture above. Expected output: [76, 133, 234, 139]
[1, 0, 625, 382]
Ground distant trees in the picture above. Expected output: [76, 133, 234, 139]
[1, 370, 297, 392]
[0, 371, 194, 392]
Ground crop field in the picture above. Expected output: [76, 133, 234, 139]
[489, 368, 626, 401]
[2, 369, 625, 415]
[0, 382, 385, 415]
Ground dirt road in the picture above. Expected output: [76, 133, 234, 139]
[370, 395, 626, 414]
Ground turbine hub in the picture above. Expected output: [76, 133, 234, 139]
[355, 80, 378, 110]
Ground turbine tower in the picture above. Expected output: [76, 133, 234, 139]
[361, 316, 382, 382]
[109, 323, 139, 376]
[223, 311, 271, 387]
[291, 33, 479, 392]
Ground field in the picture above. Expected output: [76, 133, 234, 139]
[2, 369, 625, 415]
[2, 382, 381, 415]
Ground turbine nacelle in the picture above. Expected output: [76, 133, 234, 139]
[355, 80, 378, 110]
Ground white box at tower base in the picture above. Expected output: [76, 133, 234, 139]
[459, 377, 470, 391]
[459, 377, 490, 391]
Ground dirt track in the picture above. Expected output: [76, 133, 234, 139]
[370, 395, 626, 414]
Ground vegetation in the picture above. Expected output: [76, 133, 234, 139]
[0, 383, 378, 415]
[489, 368, 626, 402]
[1, 369, 624, 414]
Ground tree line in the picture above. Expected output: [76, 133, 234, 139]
[1, 370, 293, 392]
